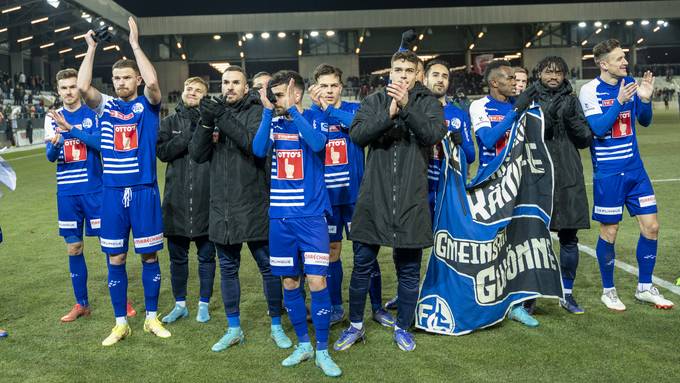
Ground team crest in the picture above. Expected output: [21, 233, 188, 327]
[132, 102, 144, 114]
[82, 118, 93, 129]
[450, 118, 462, 130]
[417, 295, 454, 334]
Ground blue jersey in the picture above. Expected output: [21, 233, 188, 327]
[428, 102, 475, 192]
[313, 101, 362, 206]
[469, 95, 513, 167]
[579, 76, 650, 178]
[265, 109, 331, 219]
[96, 94, 160, 187]
[44, 105, 102, 196]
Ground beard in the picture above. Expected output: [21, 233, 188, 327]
[115, 87, 135, 99]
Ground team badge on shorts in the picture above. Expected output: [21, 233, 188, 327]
[276, 149, 303, 180]
[64, 139, 87, 163]
[325, 138, 348, 166]
[114, 124, 138, 151]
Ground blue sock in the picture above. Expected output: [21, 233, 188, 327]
[271, 316, 281, 326]
[107, 261, 128, 317]
[283, 287, 310, 343]
[368, 262, 382, 311]
[562, 278, 575, 290]
[142, 261, 161, 312]
[199, 296, 210, 303]
[327, 260, 343, 306]
[69, 253, 88, 307]
[596, 237, 616, 289]
[311, 288, 331, 351]
[227, 313, 241, 328]
[636, 235, 657, 284]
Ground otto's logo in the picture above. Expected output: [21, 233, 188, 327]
[82, 118, 93, 129]
[450, 118, 462, 130]
[64, 139, 87, 163]
[495, 132, 510, 155]
[602, 99, 615, 107]
[132, 102, 144, 114]
[417, 295, 454, 334]
[276, 149, 303, 180]
[325, 138, 348, 166]
[612, 111, 632, 138]
[113, 124, 138, 151]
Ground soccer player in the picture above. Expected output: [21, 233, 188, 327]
[252, 71, 272, 91]
[514, 67, 529, 95]
[469, 60, 538, 326]
[157, 77, 216, 324]
[307, 64, 394, 327]
[77, 17, 170, 346]
[252, 71, 341, 377]
[579, 39, 673, 310]
[190, 66, 291, 352]
[423, 59, 476, 217]
[44, 68, 102, 323]
[335, 50, 445, 352]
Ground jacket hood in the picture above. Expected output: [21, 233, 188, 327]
[227, 89, 262, 112]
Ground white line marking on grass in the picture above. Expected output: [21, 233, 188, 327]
[6, 152, 43, 161]
[551, 233, 680, 297]
[586, 178, 680, 186]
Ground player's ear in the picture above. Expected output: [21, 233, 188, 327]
[136, 75, 143, 86]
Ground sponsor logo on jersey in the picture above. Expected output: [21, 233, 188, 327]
[304, 252, 329, 266]
[132, 102, 144, 114]
[325, 138, 348, 166]
[63, 138, 87, 163]
[495, 132, 510, 155]
[639, 195, 657, 208]
[113, 124, 139, 151]
[90, 218, 101, 229]
[594, 205, 623, 215]
[328, 225, 337, 234]
[612, 111, 632, 138]
[82, 118, 93, 129]
[108, 110, 135, 121]
[270, 257, 294, 267]
[273, 133, 299, 141]
[489, 114, 505, 122]
[276, 149, 304, 180]
[602, 99, 615, 107]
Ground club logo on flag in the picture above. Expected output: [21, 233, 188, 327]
[325, 138, 348, 166]
[63, 139, 87, 163]
[276, 149, 303, 180]
[114, 124, 138, 151]
[612, 111, 632, 138]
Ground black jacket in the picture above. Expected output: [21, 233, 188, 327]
[189, 90, 269, 245]
[536, 80, 592, 231]
[157, 102, 211, 238]
[349, 83, 446, 248]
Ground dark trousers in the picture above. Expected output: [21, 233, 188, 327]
[167, 235, 216, 301]
[216, 241, 283, 318]
[349, 242, 422, 329]
[558, 229, 580, 283]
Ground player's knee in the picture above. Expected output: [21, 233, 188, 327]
[142, 252, 158, 263]
[599, 224, 619, 242]
[109, 253, 127, 265]
[307, 275, 326, 292]
[641, 220, 660, 239]
[67, 242, 83, 255]
[282, 277, 300, 290]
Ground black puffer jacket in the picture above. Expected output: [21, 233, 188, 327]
[535, 80, 592, 231]
[157, 102, 210, 238]
[189, 90, 268, 245]
[349, 83, 446, 248]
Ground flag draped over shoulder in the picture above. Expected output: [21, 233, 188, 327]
[416, 105, 563, 336]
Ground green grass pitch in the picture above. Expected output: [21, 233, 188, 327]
[1, 110, 678, 382]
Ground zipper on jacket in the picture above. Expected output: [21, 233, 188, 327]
[188, 158, 193, 237]
[392, 139, 398, 246]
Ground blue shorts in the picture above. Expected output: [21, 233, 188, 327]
[327, 204, 354, 242]
[100, 184, 164, 254]
[57, 192, 102, 241]
[269, 216, 330, 277]
[592, 167, 657, 224]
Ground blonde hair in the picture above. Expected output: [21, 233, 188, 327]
[184, 76, 208, 92]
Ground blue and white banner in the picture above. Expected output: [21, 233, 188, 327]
[416, 106, 563, 336]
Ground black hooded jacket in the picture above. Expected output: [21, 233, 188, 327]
[349, 83, 446, 248]
[157, 101, 211, 238]
[535, 80, 592, 231]
[189, 90, 269, 245]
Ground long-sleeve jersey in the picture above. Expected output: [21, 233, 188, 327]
[579, 76, 652, 179]
[428, 102, 475, 191]
[95, 94, 161, 187]
[469, 95, 516, 167]
[44, 105, 102, 196]
[253, 107, 330, 219]
[310, 101, 362, 206]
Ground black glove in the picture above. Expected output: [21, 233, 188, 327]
[513, 84, 538, 114]
[450, 130, 463, 146]
[199, 96, 223, 128]
[400, 29, 417, 51]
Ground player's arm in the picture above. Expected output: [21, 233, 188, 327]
[77, 30, 103, 110]
[461, 113, 476, 164]
[563, 96, 593, 149]
[636, 71, 654, 127]
[349, 96, 394, 147]
[49, 110, 102, 151]
[289, 107, 326, 152]
[325, 105, 356, 128]
[44, 115, 62, 162]
[157, 116, 191, 163]
[127, 17, 161, 105]
[252, 88, 276, 158]
[581, 80, 636, 137]
[470, 100, 517, 149]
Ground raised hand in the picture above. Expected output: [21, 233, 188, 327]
[48, 110, 72, 131]
[637, 71, 655, 102]
[50, 132, 62, 146]
[128, 16, 140, 50]
[84, 30, 97, 49]
[389, 98, 399, 119]
[258, 87, 274, 110]
[387, 82, 409, 109]
[284, 78, 297, 110]
[308, 84, 322, 107]
[617, 81, 638, 105]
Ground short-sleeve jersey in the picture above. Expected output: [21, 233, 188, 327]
[469, 95, 513, 167]
[579, 76, 645, 178]
[97, 94, 160, 187]
[428, 102, 474, 192]
[267, 110, 331, 219]
[44, 105, 102, 196]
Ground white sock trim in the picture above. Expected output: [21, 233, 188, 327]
[146, 311, 157, 320]
[115, 316, 127, 326]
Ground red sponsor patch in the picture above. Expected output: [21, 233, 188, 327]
[114, 124, 138, 151]
[489, 114, 505, 122]
[495, 132, 510, 155]
[612, 111, 632, 138]
[64, 138, 87, 163]
[108, 110, 135, 121]
[276, 149, 304, 180]
[273, 133, 299, 141]
[325, 138, 348, 166]
[602, 99, 615, 107]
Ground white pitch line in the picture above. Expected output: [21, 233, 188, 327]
[586, 178, 680, 186]
[551, 233, 680, 296]
[6, 152, 43, 162]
